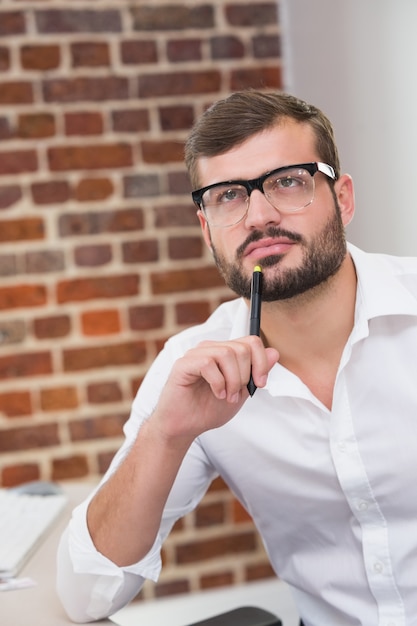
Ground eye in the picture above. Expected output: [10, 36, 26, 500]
[205, 185, 247, 206]
[266, 169, 308, 194]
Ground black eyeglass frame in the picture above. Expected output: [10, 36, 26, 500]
[191, 161, 336, 210]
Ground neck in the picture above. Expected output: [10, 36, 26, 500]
[259, 254, 357, 408]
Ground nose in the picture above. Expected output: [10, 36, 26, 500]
[243, 189, 282, 229]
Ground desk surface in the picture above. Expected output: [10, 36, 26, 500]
[1, 481, 110, 626]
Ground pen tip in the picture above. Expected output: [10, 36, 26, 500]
[254, 265, 262, 273]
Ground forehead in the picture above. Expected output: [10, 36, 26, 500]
[196, 120, 318, 187]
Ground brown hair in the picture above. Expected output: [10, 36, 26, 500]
[185, 90, 340, 188]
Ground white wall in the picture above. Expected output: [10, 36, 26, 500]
[280, 0, 417, 255]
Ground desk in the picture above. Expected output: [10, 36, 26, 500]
[1, 481, 110, 626]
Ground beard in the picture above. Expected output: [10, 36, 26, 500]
[210, 205, 347, 302]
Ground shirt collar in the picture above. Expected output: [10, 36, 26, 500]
[348, 242, 417, 320]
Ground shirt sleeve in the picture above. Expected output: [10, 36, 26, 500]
[56, 341, 218, 622]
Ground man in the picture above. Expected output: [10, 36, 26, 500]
[57, 91, 417, 625]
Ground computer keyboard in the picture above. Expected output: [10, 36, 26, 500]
[0, 488, 68, 578]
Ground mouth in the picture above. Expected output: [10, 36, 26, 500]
[243, 237, 296, 261]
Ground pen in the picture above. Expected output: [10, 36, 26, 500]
[247, 265, 263, 396]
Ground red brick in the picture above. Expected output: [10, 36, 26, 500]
[151, 266, 223, 295]
[75, 177, 114, 201]
[81, 309, 120, 335]
[175, 301, 210, 325]
[74, 244, 112, 267]
[0, 255, 17, 277]
[245, 562, 275, 581]
[210, 36, 245, 59]
[0, 81, 33, 104]
[176, 531, 257, 564]
[0, 351, 52, 380]
[0, 149, 37, 175]
[63, 341, 147, 372]
[0, 47, 10, 72]
[0, 217, 44, 242]
[112, 108, 150, 132]
[0, 423, 58, 452]
[225, 3, 278, 26]
[168, 171, 192, 195]
[233, 498, 252, 523]
[0, 11, 26, 36]
[35, 10, 122, 34]
[141, 140, 184, 164]
[2, 464, 40, 487]
[48, 143, 132, 171]
[0, 116, 13, 139]
[20, 45, 60, 70]
[0, 284, 47, 310]
[87, 382, 123, 404]
[120, 40, 157, 64]
[0, 185, 22, 209]
[52, 455, 89, 480]
[43, 77, 129, 103]
[168, 236, 202, 260]
[69, 413, 126, 441]
[167, 39, 202, 62]
[230, 66, 282, 91]
[97, 449, 118, 474]
[57, 274, 139, 303]
[122, 239, 159, 264]
[31, 180, 70, 204]
[65, 111, 104, 136]
[195, 502, 226, 527]
[129, 304, 164, 331]
[138, 70, 221, 98]
[25, 250, 65, 274]
[154, 580, 190, 598]
[252, 34, 281, 58]
[71, 42, 110, 67]
[0, 391, 32, 417]
[40, 387, 78, 411]
[18, 113, 56, 138]
[123, 174, 160, 199]
[200, 571, 234, 590]
[33, 314, 71, 339]
[154, 203, 199, 228]
[59, 209, 144, 237]
[131, 6, 214, 30]
[159, 105, 194, 131]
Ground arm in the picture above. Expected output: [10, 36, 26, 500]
[57, 336, 278, 621]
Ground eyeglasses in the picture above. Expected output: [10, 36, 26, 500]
[192, 162, 336, 228]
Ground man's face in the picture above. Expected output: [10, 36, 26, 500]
[196, 120, 354, 301]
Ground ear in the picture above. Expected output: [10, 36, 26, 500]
[335, 173, 355, 227]
[197, 210, 213, 251]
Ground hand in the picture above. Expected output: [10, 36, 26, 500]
[150, 336, 278, 443]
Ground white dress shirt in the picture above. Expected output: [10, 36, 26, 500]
[57, 244, 417, 626]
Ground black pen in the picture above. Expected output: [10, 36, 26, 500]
[247, 265, 263, 396]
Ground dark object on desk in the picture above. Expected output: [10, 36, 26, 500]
[187, 605, 282, 626]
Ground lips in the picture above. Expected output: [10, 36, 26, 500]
[243, 237, 295, 260]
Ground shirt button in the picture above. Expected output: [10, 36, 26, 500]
[337, 441, 347, 452]
[357, 500, 369, 511]
[373, 561, 384, 573]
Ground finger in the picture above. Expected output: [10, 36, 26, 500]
[198, 342, 252, 402]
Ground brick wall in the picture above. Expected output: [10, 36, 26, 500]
[0, 0, 282, 598]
